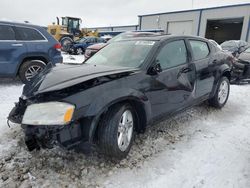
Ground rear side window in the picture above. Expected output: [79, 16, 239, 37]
[190, 40, 210, 60]
[0, 25, 15, 40]
[98, 38, 105, 43]
[90, 38, 96, 43]
[15, 27, 46, 41]
[156, 40, 187, 69]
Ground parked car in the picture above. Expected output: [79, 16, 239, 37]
[84, 31, 161, 59]
[239, 46, 250, 62]
[0, 21, 63, 83]
[221, 40, 250, 83]
[221, 40, 249, 55]
[68, 37, 106, 55]
[101, 35, 113, 42]
[8, 35, 232, 159]
[209, 39, 222, 50]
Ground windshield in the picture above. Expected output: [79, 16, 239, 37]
[85, 40, 155, 68]
[107, 33, 128, 43]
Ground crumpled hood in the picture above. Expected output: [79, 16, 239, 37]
[23, 63, 138, 98]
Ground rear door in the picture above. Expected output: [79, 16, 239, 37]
[14, 26, 48, 58]
[0, 24, 27, 76]
[147, 39, 196, 118]
[188, 39, 214, 98]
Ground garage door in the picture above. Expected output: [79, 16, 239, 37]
[167, 21, 193, 35]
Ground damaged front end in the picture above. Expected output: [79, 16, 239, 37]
[8, 98, 83, 151]
[23, 123, 82, 151]
[8, 63, 137, 152]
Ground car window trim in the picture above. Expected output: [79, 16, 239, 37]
[155, 39, 189, 71]
[188, 39, 211, 61]
[14, 25, 48, 42]
[0, 23, 48, 42]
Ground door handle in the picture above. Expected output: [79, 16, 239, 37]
[212, 60, 218, 64]
[177, 67, 192, 78]
[11, 44, 23, 47]
[180, 67, 192, 73]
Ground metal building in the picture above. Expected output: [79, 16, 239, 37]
[88, 25, 138, 32]
[87, 25, 139, 36]
[138, 3, 250, 43]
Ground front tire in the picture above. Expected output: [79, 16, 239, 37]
[208, 76, 230, 108]
[98, 103, 135, 159]
[19, 60, 46, 84]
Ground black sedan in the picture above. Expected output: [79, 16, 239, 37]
[8, 35, 233, 159]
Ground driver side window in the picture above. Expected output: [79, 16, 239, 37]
[156, 40, 187, 70]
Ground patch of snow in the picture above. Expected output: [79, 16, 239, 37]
[105, 85, 250, 188]
[62, 53, 85, 64]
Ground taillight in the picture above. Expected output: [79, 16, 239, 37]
[54, 43, 61, 51]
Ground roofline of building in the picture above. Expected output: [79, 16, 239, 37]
[138, 3, 250, 17]
[88, 24, 139, 29]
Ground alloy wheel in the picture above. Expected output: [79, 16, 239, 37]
[25, 65, 43, 81]
[218, 80, 229, 104]
[117, 110, 134, 152]
[76, 48, 83, 55]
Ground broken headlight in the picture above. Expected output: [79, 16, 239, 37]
[22, 102, 75, 125]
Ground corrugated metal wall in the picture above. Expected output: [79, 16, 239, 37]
[139, 4, 250, 42]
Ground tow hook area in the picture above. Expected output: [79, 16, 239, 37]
[24, 126, 57, 151]
[25, 136, 41, 151]
[22, 122, 83, 151]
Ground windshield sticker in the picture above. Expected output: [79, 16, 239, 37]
[135, 41, 155, 46]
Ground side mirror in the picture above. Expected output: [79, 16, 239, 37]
[148, 62, 162, 75]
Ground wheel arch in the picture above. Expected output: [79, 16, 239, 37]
[16, 56, 49, 76]
[210, 64, 231, 98]
[88, 96, 149, 143]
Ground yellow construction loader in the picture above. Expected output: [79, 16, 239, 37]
[47, 17, 98, 51]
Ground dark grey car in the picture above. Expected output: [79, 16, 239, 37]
[8, 35, 232, 159]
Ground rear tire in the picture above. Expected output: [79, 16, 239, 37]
[19, 60, 46, 84]
[208, 76, 230, 108]
[98, 103, 135, 160]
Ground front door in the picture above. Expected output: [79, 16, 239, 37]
[0, 24, 26, 76]
[147, 39, 196, 118]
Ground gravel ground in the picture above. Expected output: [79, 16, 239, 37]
[0, 80, 249, 188]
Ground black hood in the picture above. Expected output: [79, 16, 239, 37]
[23, 63, 138, 98]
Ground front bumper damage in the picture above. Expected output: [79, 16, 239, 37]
[8, 98, 85, 151]
[22, 123, 82, 151]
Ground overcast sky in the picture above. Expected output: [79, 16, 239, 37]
[0, 0, 249, 27]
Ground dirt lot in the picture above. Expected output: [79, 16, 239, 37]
[0, 79, 250, 188]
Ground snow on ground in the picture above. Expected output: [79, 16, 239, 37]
[0, 79, 250, 188]
[62, 53, 85, 64]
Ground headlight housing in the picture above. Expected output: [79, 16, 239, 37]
[22, 102, 75, 125]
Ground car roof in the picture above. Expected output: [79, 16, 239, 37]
[0, 20, 43, 29]
[121, 34, 208, 42]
